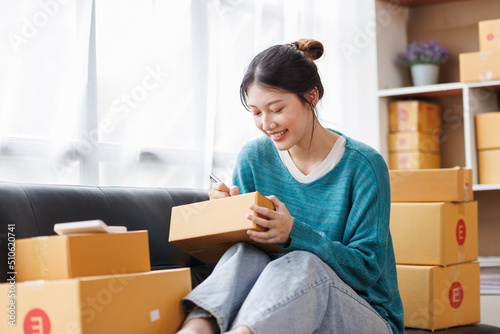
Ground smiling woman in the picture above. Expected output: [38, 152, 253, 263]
[177, 39, 404, 334]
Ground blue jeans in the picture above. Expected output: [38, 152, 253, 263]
[182, 243, 392, 334]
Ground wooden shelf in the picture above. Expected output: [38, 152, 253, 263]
[473, 184, 500, 192]
[378, 82, 465, 98]
[378, 80, 500, 98]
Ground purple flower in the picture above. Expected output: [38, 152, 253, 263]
[397, 39, 450, 66]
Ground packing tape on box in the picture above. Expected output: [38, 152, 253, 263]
[450, 265, 464, 324]
[458, 204, 465, 256]
[450, 264, 461, 281]
[457, 247, 466, 263]
[32, 237, 49, 279]
[464, 172, 471, 202]
[150, 309, 160, 322]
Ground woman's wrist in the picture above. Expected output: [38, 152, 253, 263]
[282, 236, 292, 247]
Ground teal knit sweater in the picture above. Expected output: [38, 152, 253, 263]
[232, 131, 404, 334]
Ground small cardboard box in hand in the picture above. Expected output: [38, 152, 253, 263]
[169, 192, 285, 264]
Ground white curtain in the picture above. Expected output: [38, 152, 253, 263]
[0, 0, 378, 190]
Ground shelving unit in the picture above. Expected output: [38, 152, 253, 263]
[375, 1, 500, 326]
[374, 0, 500, 257]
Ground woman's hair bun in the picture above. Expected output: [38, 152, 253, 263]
[293, 39, 324, 61]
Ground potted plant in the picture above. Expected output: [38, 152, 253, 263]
[398, 39, 450, 86]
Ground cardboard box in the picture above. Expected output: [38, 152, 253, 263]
[16, 231, 150, 282]
[397, 262, 480, 331]
[389, 151, 440, 169]
[390, 167, 473, 202]
[390, 201, 478, 266]
[478, 149, 500, 184]
[479, 19, 500, 52]
[389, 132, 440, 153]
[0, 268, 191, 334]
[169, 192, 284, 264]
[476, 112, 500, 150]
[389, 100, 442, 133]
[459, 50, 500, 82]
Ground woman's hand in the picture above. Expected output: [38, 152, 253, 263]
[208, 182, 239, 200]
[246, 195, 293, 244]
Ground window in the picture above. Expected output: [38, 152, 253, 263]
[0, 0, 378, 189]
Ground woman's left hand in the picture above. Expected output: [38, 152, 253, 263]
[247, 195, 293, 244]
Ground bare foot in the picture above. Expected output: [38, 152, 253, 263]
[225, 325, 253, 334]
[179, 317, 219, 334]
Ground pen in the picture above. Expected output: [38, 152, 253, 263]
[209, 173, 223, 184]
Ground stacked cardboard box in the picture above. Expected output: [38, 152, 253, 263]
[460, 18, 500, 82]
[389, 168, 481, 331]
[388, 100, 442, 169]
[1, 230, 192, 334]
[476, 112, 500, 184]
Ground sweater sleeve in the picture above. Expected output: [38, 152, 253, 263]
[283, 154, 392, 293]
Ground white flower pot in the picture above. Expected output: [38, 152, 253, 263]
[410, 64, 440, 86]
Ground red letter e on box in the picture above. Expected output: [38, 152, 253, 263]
[24, 308, 51, 334]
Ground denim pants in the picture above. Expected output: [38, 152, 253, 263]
[182, 243, 392, 334]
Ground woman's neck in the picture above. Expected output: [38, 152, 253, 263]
[288, 124, 340, 175]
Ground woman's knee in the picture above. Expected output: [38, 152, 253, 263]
[216, 242, 271, 270]
[263, 251, 334, 280]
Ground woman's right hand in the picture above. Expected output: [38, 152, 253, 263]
[208, 182, 239, 200]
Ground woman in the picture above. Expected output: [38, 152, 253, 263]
[177, 39, 404, 334]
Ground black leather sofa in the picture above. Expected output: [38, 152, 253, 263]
[0, 181, 214, 287]
[1, 181, 499, 333]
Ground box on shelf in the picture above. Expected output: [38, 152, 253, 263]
[397, 262, 480, 331]
[478, 149, 500, 184]
[388, 132, 440, 153]
[476, 111, 500, 150]
[389, 167, 473, 202]
[389, 100, 442, 133]
[16, 231, 150, 282]
[479, 18, 500, 52]
[389, 151, 440, 169]
[0, 268, 191, 334]
[169, 192, 284, 264]
[459, 50, 500, 82]
[390, 201, 478, 266]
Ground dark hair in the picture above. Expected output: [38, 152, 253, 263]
[239, 39, 324, 114]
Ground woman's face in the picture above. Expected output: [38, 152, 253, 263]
[247, 83, 315, 152]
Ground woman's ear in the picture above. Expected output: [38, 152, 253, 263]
[305, 87, 319, 108]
